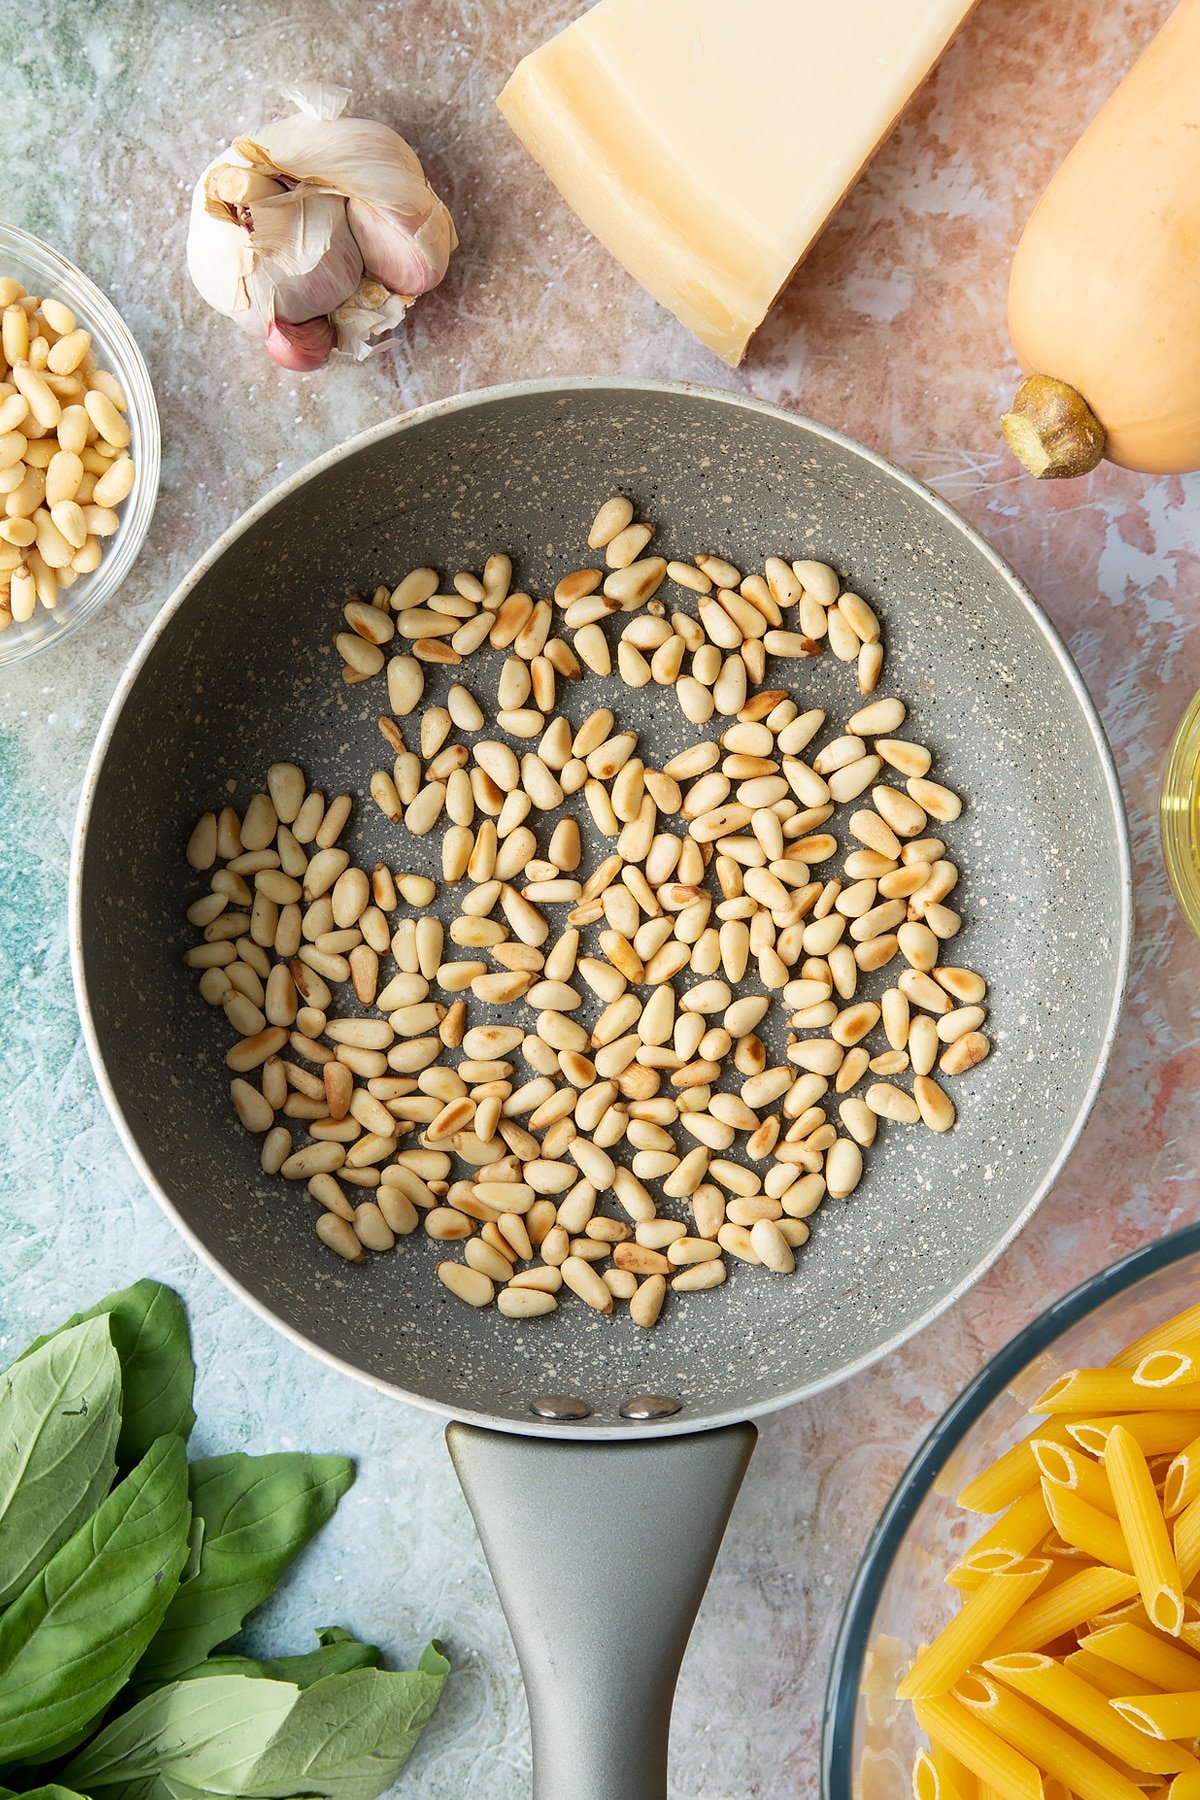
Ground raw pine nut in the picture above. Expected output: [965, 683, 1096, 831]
[589, 496, 634, 548]
[865, 1082, 920, 1124]
[438, 1262, 495, 1306]
[935, 967, 986, 1005]
[907, 776, 962, 823]
[939, 1031, 990, 1075]
[877, 739, 931, 778]
[671, 1260, 726, 1292]
[914, 1074, 956, 1132]
[825, 1139, 863, 1199]
[317, 1213, 364, 1262]
[873, 785, 927, 838]
[908, 1014, 939, 1076]
[750, 1218, 795, 1273]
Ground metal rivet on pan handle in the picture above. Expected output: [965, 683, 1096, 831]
[530, 1394, 592, 1421]
[619, 1393, 682, 1421]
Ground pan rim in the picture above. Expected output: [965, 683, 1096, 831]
[69, 375, 1133, 1442]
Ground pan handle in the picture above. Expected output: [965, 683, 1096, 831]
[447, 1419, 756, 1800]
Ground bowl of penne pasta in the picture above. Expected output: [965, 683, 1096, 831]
[825, 1221, 1200, 1800]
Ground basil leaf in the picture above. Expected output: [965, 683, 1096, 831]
[177, 1625, 382, 1689]
[0, 1435, 191, 1761]
[134, 1453, 354, 1685]
[15, 1787, 94, 1800]
[20, 1282, 195, 1464]
[241, 1656, 449, 1800]
[62, 1675, 297, 1790]
[0, 1316, 121, 1605]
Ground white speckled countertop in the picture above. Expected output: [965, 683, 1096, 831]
[2, 1, 1198, 1793]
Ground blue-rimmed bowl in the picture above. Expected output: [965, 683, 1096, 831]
[0, 219, 159, 667]
[824, 1222, 1200, 1799]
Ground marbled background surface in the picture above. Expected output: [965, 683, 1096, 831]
[0, 1, 1195, 1793]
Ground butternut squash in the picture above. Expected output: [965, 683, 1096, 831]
[1003, 0, 1200, 478]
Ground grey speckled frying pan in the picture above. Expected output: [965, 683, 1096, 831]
[72, 380, 1130, 1799]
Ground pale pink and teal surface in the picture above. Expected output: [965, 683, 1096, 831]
[0, 1, 1193, 1793]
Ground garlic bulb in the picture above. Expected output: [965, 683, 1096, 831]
[186, 81, 456, 370]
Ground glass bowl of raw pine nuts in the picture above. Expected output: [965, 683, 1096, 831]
[0, 220, 159, 667]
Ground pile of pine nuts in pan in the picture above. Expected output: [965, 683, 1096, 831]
[183, 496, 991, 1327]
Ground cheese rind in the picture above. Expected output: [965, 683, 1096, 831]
[498, 0, 977, 365]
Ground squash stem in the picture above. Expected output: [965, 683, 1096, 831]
[1001, 374, 1106, 479]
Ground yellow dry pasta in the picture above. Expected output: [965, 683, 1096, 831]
[1165, 1431, 1200, 1517]
[1111, 1690, 1200, 1741]
[987, 1565, 1139, 1658]
[1033, 1370, 1200, 1415]
[1135, 1341, 1200, 1388]
[983, 1652, 1197, 1775]
[1112, 1303, 1200, 1370]
[1176, 1493, 1200, 1589]
[1041, 1481, 1134, 1573]
[929, 1740, 980, 1800]
[948, 1490, 1053, 1591]
[1104, 1423, 1184, 1635]
[1066, 1412, 1200, 1458]
[956, 1672, 1144, 1800]
[915, 1746, 972, 1800]
[1062, 1646, 1153, 1700]
[957, 1425, 1073, 1515]
[1032, 1437, 1117, 1514]
[1080, 1621, 1200, 1691]
[897, 1561, 1050, 1699]
[898, 1302, 1200, 1800]
[912, 1694, 1045, 1800]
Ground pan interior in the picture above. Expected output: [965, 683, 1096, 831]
[77, 385, 1127, 1434]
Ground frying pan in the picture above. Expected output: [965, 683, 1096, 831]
[71, 379, 1131, 1799]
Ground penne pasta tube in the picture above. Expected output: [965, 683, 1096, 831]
[1170, 1775, 1200, 1800]
[1135, 1344, 1200, 1390]
[1112, 1305, 1200, 1372]
[1090, 1597, 1154, 1633]
[1164, 1435, 1200, 1519]
[1080, 1622, 1200, 1692]
[947, 1550, 1025, 1590]
[949, 1491, 1054, 1591]
[915, 1745, 973, 1800]
[931, 1740, 982, 1800]
[1174, 1492, 1200, 1590]
[988, 1564, 1139, 1658]
[1034, 1438, 1118, 1514]
[957, 1670, 1146, 1800]
[1043, 1480, 1135, 1573]
[1069, 1414, 1200, 1461]
[1064, 1646, 1162, 1700]
[1111, 1691, 1200, 1742]
[983, 1652, 1198, 1774]
[898, 1560, 1052, 1699]
[959, 1424, 1076, 1516]
[913, 1694, 1045, 1800]
[1068, 1416, 1200, 1460]
[1106, 1425, 1185, 1636]
[1036, 1528, 1092, 1563]
[1033, 1373, 1200, 1416]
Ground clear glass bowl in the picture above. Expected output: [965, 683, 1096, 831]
[0, 219, 160, 667]
[824, 1222, 1200, 1799]
[1162, 691, 1200, 938]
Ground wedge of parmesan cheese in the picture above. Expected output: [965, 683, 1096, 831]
[499, 0, 976, 365]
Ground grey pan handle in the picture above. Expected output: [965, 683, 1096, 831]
[447, 1421, 756, 1800]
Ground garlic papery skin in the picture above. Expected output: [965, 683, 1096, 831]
[185, 81, 456, 370]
